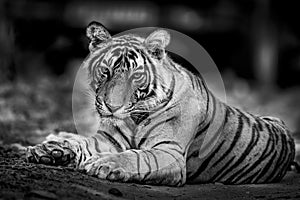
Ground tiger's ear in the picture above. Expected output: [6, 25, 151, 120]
[144, 29, 170, 59]
[86, 21, 111, 52]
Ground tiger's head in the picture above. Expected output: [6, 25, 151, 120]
[83, 22, 175, 125]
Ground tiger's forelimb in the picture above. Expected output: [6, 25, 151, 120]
[81, 119, 190, 186]
[27, 130, 188, 186]
[83, 148, 186, 186]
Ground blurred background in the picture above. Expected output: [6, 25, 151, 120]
[0, 0, 299, 157]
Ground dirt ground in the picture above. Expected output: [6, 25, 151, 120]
[0, 145, 300, 200]
[1, 77, 300, 200]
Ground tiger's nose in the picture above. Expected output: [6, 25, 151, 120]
[105, 101, 122, 113]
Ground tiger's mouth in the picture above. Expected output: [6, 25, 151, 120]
[96, 97, 129, 120]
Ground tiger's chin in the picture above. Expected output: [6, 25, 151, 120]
[99, 112, 129, 121]
[99, 112, 136, 129]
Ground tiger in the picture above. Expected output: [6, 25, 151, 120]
[26, 21, 296, 186]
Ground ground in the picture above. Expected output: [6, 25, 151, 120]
[1, 145, 300, 200]
[0, 76, 300, 200]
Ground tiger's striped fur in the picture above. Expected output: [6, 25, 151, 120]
[26, 22, 295, 186]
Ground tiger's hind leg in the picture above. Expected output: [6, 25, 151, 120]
[26, 132, 87, 168]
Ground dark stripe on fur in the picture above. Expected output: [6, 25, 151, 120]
[264, 134, 288, 182]
[252, 151, 278, 183]
[210, 114, 244, 168]
[83, 139, 92, 156]
[214, 125, 259, 183]
[97, 131, 122, 151]
[141, 152, 152, 181]
[131, 150, 141, 178]
[239, 169, 262, 184]
[195, 93, 216, 138]
[151, 141, 182, 150]
[232, 126, 275, 183]
[115, 126, 132, 148]
[78, 145, 84, 165]
[138, 117, 176, 148]
[195, 122, 210, 138]
[187, 140, 225, 181]
[147, 150, 159, 171]
[92, 136, 101, 153]
[224, 164, 250, 184]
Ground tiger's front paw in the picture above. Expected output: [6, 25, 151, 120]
[83, 154, 130, 182]
[26, 140, 76, 167]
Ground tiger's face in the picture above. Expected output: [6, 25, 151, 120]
[93, 42, 156, 124]
[83, 22, 174, 125]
